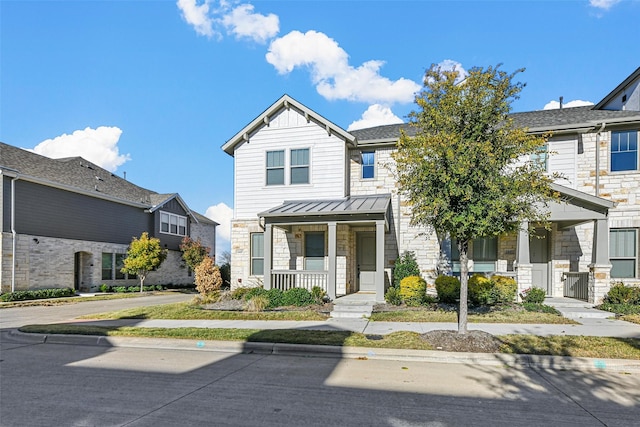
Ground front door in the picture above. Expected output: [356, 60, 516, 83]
[356, 232, 376, 292]
[530, 228, 550, 295]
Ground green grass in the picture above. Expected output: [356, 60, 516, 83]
[621, 314, 640, 325]
[369, 307, 576, 324]
[0, 292, 161, 308]
[18, 324, 640, 359]
[79, 302, 328, 321]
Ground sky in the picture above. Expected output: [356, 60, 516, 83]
[1, 0, 639, 258]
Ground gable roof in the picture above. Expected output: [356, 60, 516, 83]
[594, 66, 640, 110]
[222, 94, 356, 156]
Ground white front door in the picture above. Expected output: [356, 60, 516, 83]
[530, 228, 551, 295]
[357, 232, 376, 292]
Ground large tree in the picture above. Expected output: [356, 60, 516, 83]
[393, 64, 558, 333]
[121, 232, 168, 292]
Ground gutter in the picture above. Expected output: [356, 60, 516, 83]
[11, 175, 18, 292]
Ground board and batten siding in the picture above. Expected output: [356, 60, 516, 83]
[234, 108, 348, 219]
[548, 136, 577, 189]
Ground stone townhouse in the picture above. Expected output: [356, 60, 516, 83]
[223, 67, 640, 304]
[0, 142, 217, 292]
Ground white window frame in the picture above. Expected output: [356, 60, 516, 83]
[160, 211, 188, 237]
[266, 150, 285, 186]
[250, 232, 264, 275]
[290, 148, 310, 185]
[610, 228, 638, 278]
[610, 130, 639, 172]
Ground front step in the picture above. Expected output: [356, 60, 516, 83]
[330, 304, 373, 319]
[544, 298, 612, 320]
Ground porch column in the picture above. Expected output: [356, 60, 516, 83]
[263, 223, 272, 289]
[589, 218, 611, 304]
[327, 221, 337, 300]
[375, 219, 385, 303]
[515, 221, 532, 300]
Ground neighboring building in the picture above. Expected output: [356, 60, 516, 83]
[0, 142, 217, 292]
[223, 68, 640, 304]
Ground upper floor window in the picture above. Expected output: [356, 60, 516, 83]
[531, 145, 548, 172]
[362, 151, 375, 179]
[610, 228, 637, 278]
[251, 233, 264, 275]
[266, 150, 285, 185]
[611, 130, 638, 172]
[160, 211, 187, 236]
[290, 148, 310, 184]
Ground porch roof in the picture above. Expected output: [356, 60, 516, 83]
[548, 183, 615, 228]
[259, 194, 391, 229]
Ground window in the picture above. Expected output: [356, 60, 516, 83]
[251, 233, 264, 275]
[304, 232, 325, 270]
[160, 211, 187, 236]
[102, 253, 136, 280]
[290, 149, 310, 184]
[450, 237, 497, 273]
[531, 145, 548, 171]
[610, 229, 637, 278]
[362, 151, 375, 179]
[611, 130, 638, 172]
[266, 150, 285, 185]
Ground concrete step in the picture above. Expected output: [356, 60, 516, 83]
[553, 307, 613, 320]
[330, 304, 373, 319]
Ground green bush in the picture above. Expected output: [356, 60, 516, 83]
[281, 288, 315, 307]
[155, 285, 164, 291]
[266, 288, 284, 308]
[604, 283, 640, 305]
[0, 287, 76, 302]
[468, 274, 494, 305]
[311, 286, 327, 304]
[384, 286, 403, 305]
[393, 251, 421, 287]
[599, 302, 640, 315]
[520, 287, 546, 304]
[522, 302, 559, 314]
[399, 276, 427, 307]
[491, 275, 517, 304]
[243, 287, 268, 301]
[435, 275, 460, 303]
[99, 284, 111, 293]
[230, 287, 253, 300]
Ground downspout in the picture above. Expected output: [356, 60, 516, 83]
[595, 122, 606, 197]
[11, 175, 18, 292]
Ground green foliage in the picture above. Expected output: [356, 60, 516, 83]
[385, 286, 403, 306]
[121, 232, 167, 291]
[520, 287, 546, 304]
[242, 286, 268, 301]
[266, 288, 284, 308]
[0, 287, 75, 302]
[522, 303, 560, 314]
[100, 284, 111, 293]
[599, 303, 640, 315]
[399, 276, 427, 307]
[604, 283, 640, 305]
[468, 274, 494, 305]
[230, 287, 253, 300]
[491, 275, 517, 304]
[435, 275, 460, 303]
[311, 286, 327, 304]
[281, 288, 315, 307]
[180, 237, 210, 271]
[195, 256, 223, 296]
[393, 251, 421, 287]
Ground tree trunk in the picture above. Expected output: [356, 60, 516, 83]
[139, 273, 146, 293]
[457, 239, 470, 334]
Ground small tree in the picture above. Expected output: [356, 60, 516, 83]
[393, 64, 558, 334]
[217, 250, 231, 288]
[121, 232, 167, 292]
[180, 237, 210, 271]
[393, 251, 421, 287]
[195, 256, 223, 296]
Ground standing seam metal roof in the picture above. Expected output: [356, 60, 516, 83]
[259, 194, 391, 218]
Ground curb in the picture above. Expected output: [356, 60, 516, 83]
[10, 330, 640, 373]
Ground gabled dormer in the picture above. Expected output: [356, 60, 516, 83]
[595, 67, 640, 111]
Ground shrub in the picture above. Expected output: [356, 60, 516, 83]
[100, 284, 111, 293]
[230, 287, 253, 300]
[385, 286, 403, 305]
[520, 287, 546, 304]
[523, 302, 559, 314]
[155, 285, 164, 291]
[399, 276, 427, 307]
[604, 283, 640, 305]
[127, 286, 138, 293]
[266, 288, 284, 308]
[281, 288, 315, 307]
[245, 295, 270, 312]
[393, 251, 421, 287]
[491, 275, 517, 304]
[0, 287, 75, 302]
[435, 275, 460, 303]
[468, 274, 494, 305]
[243, 286, 268, 301]
[195, 256, 223, 296]
[311, 286, 327, 304]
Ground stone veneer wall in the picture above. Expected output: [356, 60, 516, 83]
[0, 232, 192, 293]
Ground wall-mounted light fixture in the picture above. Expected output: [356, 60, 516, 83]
[32, 238, 39, 244]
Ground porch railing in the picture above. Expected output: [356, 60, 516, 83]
[270, 270, 328, 292]
[563, 272, 589, 301]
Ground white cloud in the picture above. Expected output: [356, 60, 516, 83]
[266, 30, 420, 104]
[31, 126, 130, 172]
[177, 0, 215, 38]
[205, 202, 233, 242]
[347, 104, 404, 131]
[589, 0, 621, 10]
[543, 99, 594, 110]
[177, 0, 279, 43]
[221, 3, 279, 44]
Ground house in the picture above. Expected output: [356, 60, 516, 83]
[223, 67, 640, 304]
[0, 142, 217, 292]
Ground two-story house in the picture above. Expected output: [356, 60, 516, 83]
[223, 67, 640, 304]
[0, 142, 217, 292]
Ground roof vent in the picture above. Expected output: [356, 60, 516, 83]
[559, 96, 563, 109]
[95, 176, 104, 181]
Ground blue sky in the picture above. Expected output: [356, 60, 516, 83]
[1, 0, 638, 256]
